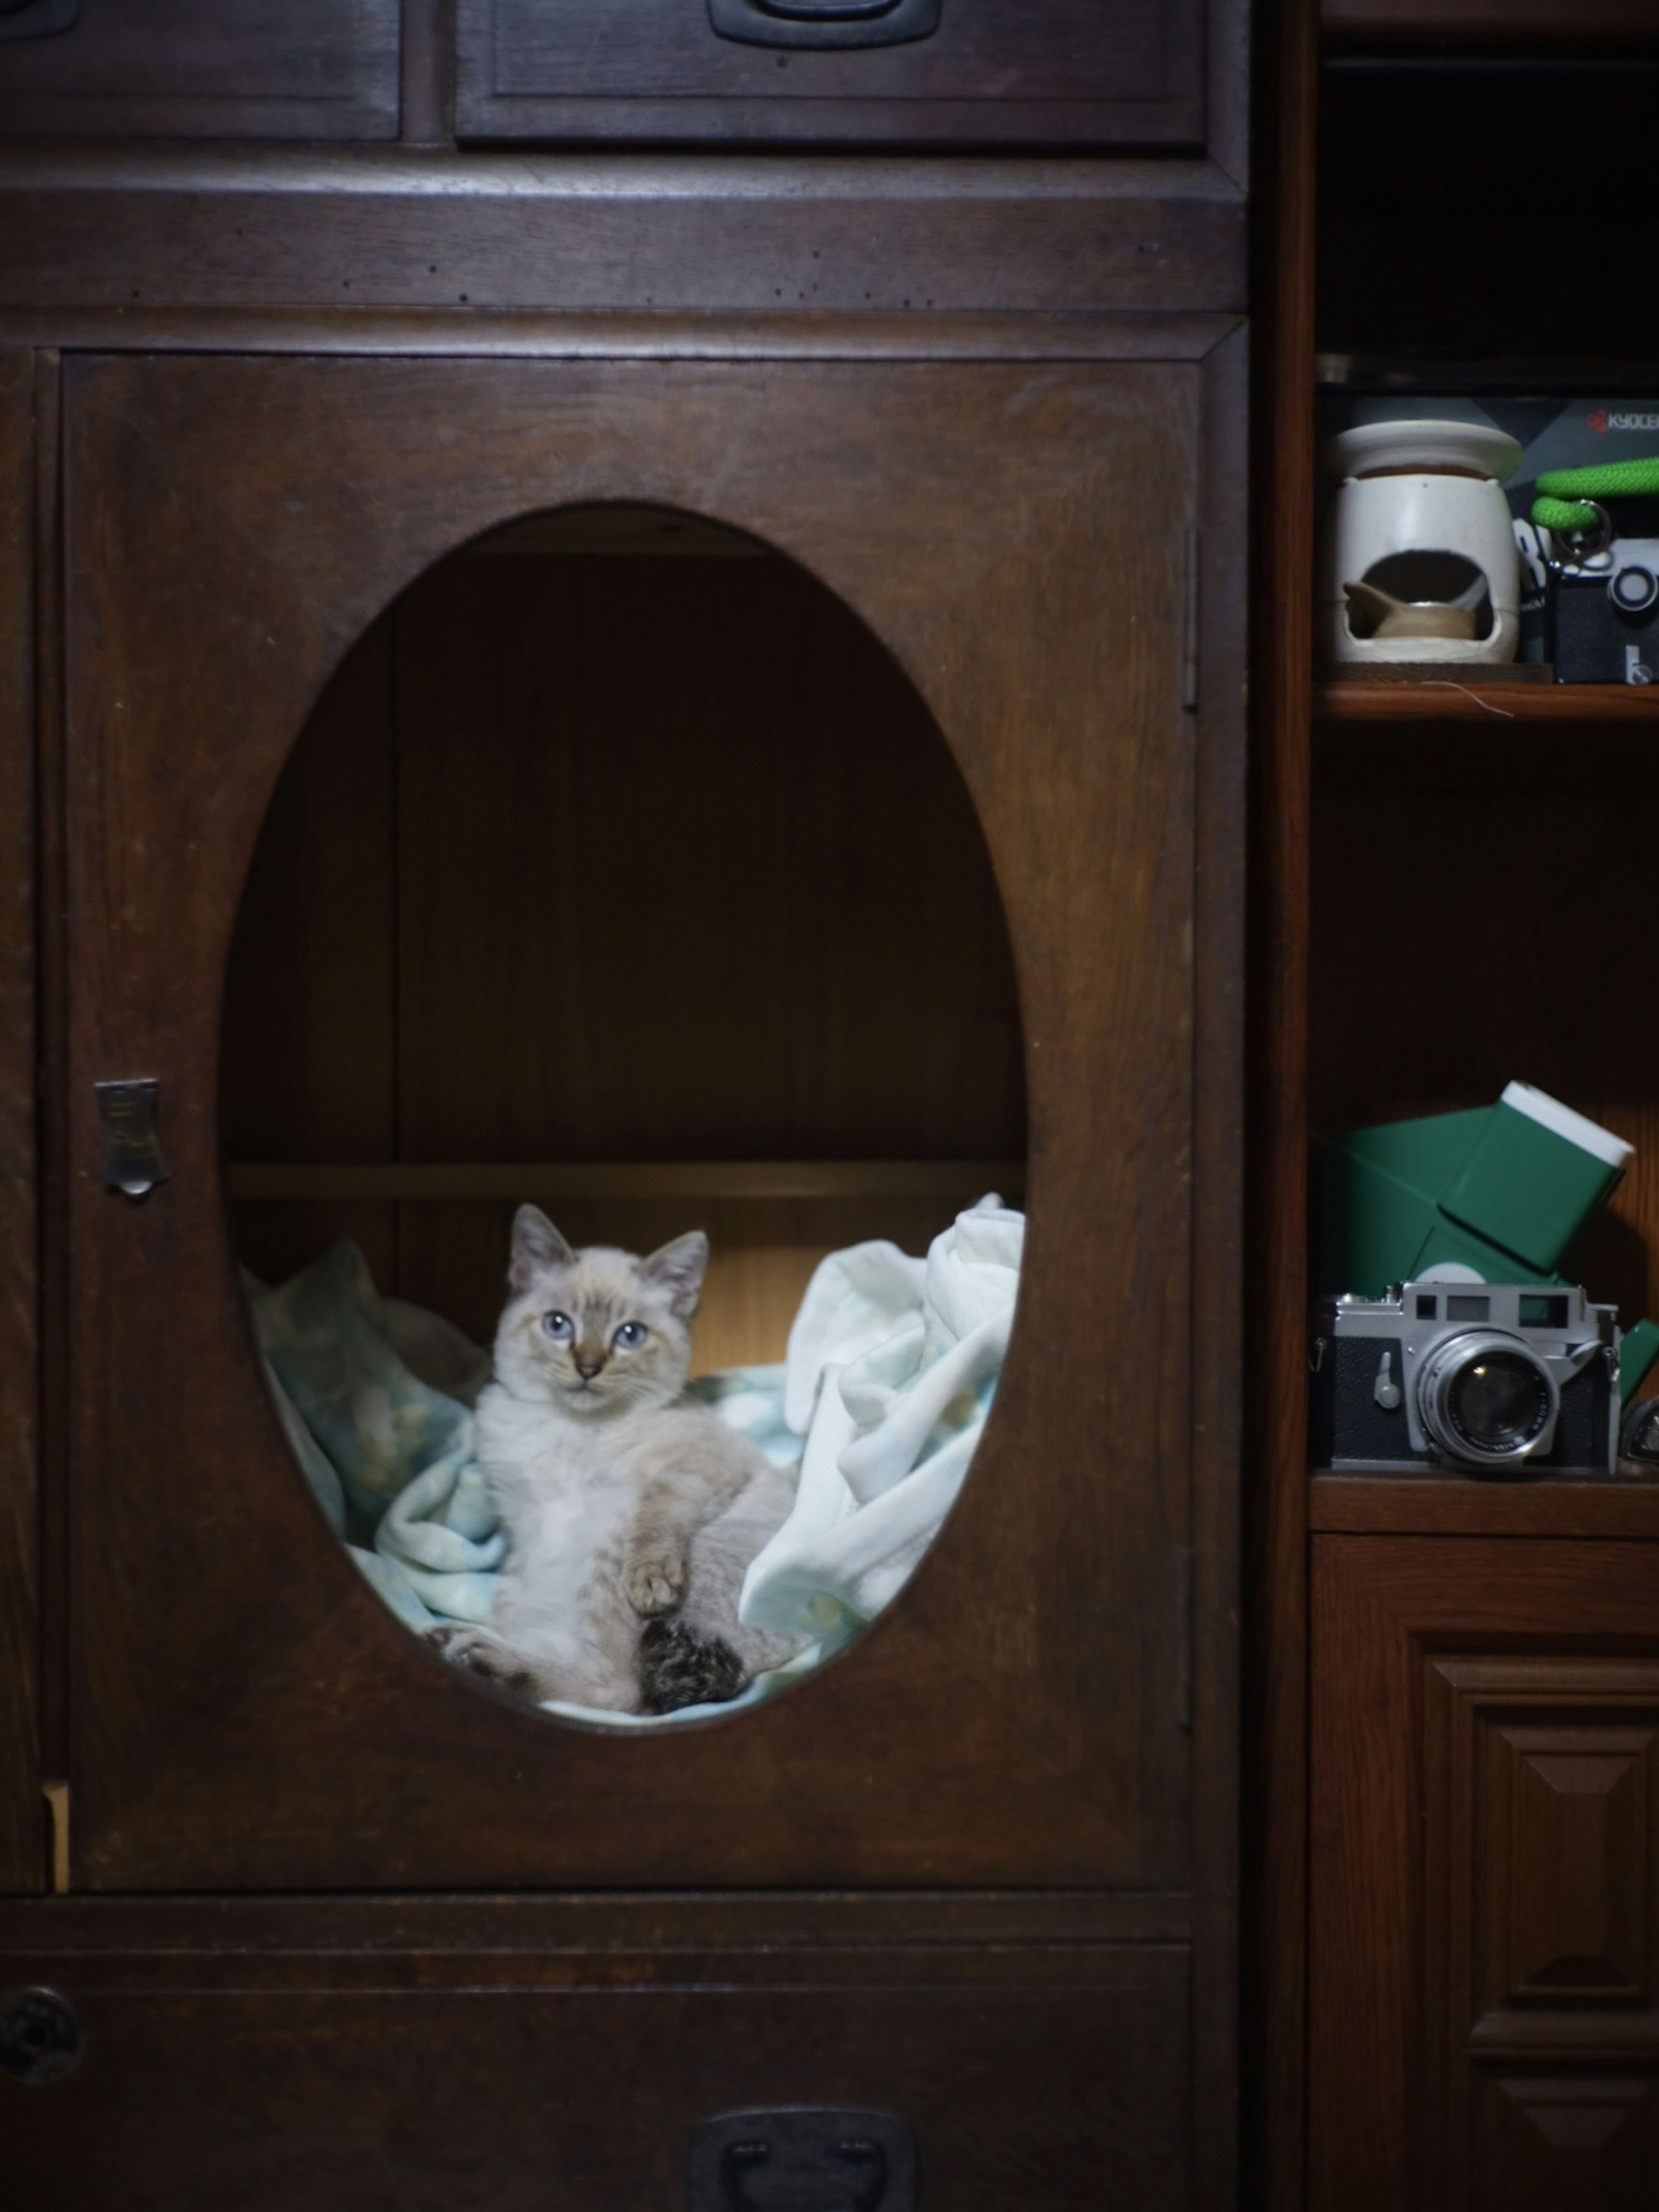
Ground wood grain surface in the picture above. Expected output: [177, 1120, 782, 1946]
[457, 0, 1208, 149]
[0, 352, 38, 1894]
[0, 0, 399, 140]
[1318, 682, 1659, 725]
[0, 153, 1247, 322]
[59, 344, 1237, 1897]
[0, 1936, 1190, 2210]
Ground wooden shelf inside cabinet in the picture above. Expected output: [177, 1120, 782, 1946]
[1309, 1469, 1659, 1538]
[225, 1160, 1026, 1204]
[1321, 0, 1658, 42]
[1316, 681, 1659, 725]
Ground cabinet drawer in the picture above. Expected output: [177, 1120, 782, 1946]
[0, 0, 400, 140]
[0, 1922, 1190, 2209]
[456, 0, 1211, 149]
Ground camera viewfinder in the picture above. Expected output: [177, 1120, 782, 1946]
[1519, 1293, 1570, 1328]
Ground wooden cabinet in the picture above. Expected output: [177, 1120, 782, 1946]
[0, 0, 400, 139]
[0, 4, 1247, 2200]
[1311, 1530, 1659, 2210]
[457, 0, 1220, 150]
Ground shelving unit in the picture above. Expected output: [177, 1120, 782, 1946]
[1253, 6, 1659, 2207]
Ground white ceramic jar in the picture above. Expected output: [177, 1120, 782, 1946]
[1319, 418, 1523, 666]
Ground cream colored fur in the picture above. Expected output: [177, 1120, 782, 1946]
[428, 1207, 802, 1714]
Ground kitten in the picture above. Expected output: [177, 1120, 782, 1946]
[428, 1206, 804, 1716]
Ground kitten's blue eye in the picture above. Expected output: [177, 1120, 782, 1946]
[613, 1321, 647, 1349]
[541, 1311, 573, 1340]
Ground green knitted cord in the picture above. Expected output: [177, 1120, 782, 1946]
[1532, 457, 1659, 536]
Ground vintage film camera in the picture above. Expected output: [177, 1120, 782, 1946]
[1542, 492, 1659, 685]
[1310, 1279, 1620, 1474]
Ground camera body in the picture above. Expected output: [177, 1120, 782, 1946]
[1545, 496, 1659, 684]
[1310, 1279, 1620, 1474]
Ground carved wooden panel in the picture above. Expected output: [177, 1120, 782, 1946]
[1423, 1656, 1659, 2039]
[1311, 1537, 1659, 2212]
[1470, 2070, 1659, 2212]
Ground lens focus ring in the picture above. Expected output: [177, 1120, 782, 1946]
[1415, 1331, 1557, 1469]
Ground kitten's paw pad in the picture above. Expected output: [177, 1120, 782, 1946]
[625, 1552, 686, 1617]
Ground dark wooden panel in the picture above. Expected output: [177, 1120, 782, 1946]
[0, 153, 1248, 321]
[61, 345, 1231, 1895]
[392, 550, 1023, 1165]
[0, 0, 400, 140]
[220, 619, 397, 1295]
[1244, 2, 1319, 2207]
[458, 0, 1207, 149]
[1324, 0, 1653, 38]
[1310, 1537, 1659, 2212]
[0, 1943, 1190, 2211]
[1310, 1474, 1659, 1539]
[0, 350, 37, 1893]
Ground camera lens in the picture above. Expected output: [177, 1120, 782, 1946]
[1610, 565, 1659, 614]
[1445, 1352, 1551, 1452]
[1417, 1331, 1558, 1469]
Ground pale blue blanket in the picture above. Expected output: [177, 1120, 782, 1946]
[249, 1211, 1018, 1722]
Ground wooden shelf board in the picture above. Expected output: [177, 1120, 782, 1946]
[225, 1159, 1026, 1203]
[1316, 681, 1659, 726]
[1309, 1470, 1659, 1538]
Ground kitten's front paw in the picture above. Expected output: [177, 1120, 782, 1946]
[625, 1548, 686, 1618]
[426, 1622, 540, 1697]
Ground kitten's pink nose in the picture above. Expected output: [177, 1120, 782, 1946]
[574, 1352, 606, 1381]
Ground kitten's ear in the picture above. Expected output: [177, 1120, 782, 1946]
[509, 1205, 575, 1292]
[641, 1230, 709, 1320]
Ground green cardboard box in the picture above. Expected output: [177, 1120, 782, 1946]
[1315, 1082, 1658, 1401]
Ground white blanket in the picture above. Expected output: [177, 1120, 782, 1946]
[740, 1195, 1023, 1645]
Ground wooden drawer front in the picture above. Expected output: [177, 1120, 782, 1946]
[456, 0, 1209, 149]
[0, 0, 400, 140]
[0, 1933, 1189, 2209]
[1311, 1537, 1659, 2212]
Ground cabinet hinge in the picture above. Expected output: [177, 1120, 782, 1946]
[1182, 524, 1201, 712]
[43, 1780, 70, 1895]
[1176, 1547, 1194, 1730]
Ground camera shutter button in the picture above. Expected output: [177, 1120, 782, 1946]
[1609, 565, 1659, 613]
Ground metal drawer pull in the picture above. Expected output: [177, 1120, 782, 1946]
[0, 0, 78, 42]
[689, 2110, 917, 2212]
[95, 1078, 170, 1200]
[0, 1988, 83, 2086]
[707, 0, 941, 50]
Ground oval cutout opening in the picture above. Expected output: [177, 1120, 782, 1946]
[221, 503, 1027, 1726]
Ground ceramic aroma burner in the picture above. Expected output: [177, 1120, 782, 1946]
[1319, 418, 1523, 666]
